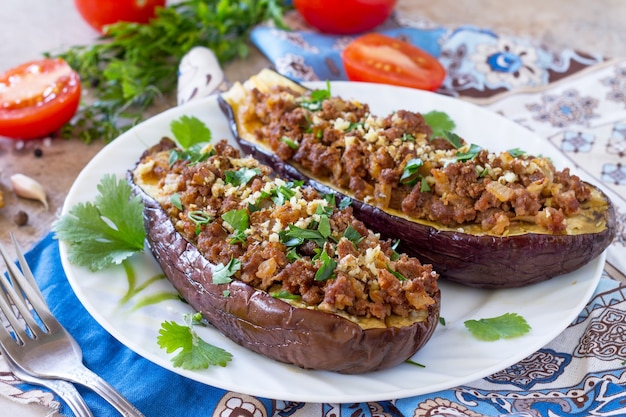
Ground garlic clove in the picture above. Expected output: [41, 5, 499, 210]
[10, 173, 49, 210]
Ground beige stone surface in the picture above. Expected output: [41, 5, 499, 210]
[1, 0, 625, 257]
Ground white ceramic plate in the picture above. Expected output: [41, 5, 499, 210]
[60, 82, 603, 403]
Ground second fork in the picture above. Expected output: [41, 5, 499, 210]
[0, 236, 145, 417]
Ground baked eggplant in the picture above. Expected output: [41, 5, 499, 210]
[129, 137, 440, 374]
[218, 69, 616, 288]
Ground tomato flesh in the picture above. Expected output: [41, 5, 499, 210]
[341, 33, 446, 91]
[0, 58, 81, 140]
[293, 0, 397, 35]
[74, 0, 166, 33]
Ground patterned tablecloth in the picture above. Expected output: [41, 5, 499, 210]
[2, 15, 626, 417]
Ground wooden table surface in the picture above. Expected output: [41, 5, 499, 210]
[1, 0, 625, 258]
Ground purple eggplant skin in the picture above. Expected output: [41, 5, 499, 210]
[218, 96, 617, 289]
[127, 170, 441, 374]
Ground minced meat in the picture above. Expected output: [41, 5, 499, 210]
[239, 85, 595, 235]
[134, 138, 438, 322]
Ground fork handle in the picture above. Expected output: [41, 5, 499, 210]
[36, 378, 95, 417]
[66, 364, 145, 417]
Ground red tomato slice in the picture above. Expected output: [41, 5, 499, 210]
[74, 0, 166, 33]
[0, 58, 81, 140]
[341, 33, 446, 91]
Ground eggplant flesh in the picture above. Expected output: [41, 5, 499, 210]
[128, 139, 441, 374]
[218, 69, 617, 288]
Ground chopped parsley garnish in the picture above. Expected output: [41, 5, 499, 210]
[314, 249, 337, 282]
[221, 209, 249, 244]
[464, 313, 531, 341]
[401, 133, 416, 142]
[442, 130, 463, 149]
[168, 115, 214, 165]
[508, 148, 526, 157]
[170, 193, 183, 210]
[456, 143, 482, 162]
[280, 224, 327, 248]
[224, 168, 261, 186]
[212, 258, 242, 284]
[347, 121, 364, 132]
[271, 290, 301, 300]
[338, 196, 352, 210]
[188, 210, 212, 235]
[298, 80, 331, 111]
[52, 174, 146, 271]
[169, 145, 213, 166]
[406, 359, 426, 368]
[423, 110, 456, 138]
[280, 136, 299, 150]
[400, 158, 424, 186]
[157, 313, 232, 370]
[386, 264, 406, 281]
[285, 248, 301, 262]
[390, 239, 401, 261]
[343, 225, 364, 247]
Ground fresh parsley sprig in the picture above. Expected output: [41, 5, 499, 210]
[157, 312, 232, 370]
[52, 0, 288, 143]
[53, 175, 146, 271]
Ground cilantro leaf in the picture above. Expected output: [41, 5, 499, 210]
[221, 209, 249, 244]
[442, 131, 464, 149]
[464, 313, 531, 341]
[508, 148, 526, 157]
[157, 320, 232, 370]
[400, 158, 424, 185]
[423, 110, 456, 138]
[280, 224, 326, 248]
[298, 80, 331, 111]
[314, 249, 337, 282]
[170, 115, 212, 149]
[456, 143, 482, 162]
[53, 174, 146, 271]
[343, 225, 364, 247]
[212, 258, 242, 284]
[224, 168, 261, 186]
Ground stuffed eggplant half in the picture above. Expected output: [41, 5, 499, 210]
[219, 69, 616, 288]
[129, 137, 440, 374]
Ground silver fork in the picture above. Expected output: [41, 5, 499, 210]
[0, 236, 145, 417]
[0, 343, 94, 417]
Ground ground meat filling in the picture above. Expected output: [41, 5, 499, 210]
[135, 138, 438, 323]
[241, 85, 595, 235]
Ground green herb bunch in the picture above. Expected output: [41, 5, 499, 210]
[51, 0, 287, 143]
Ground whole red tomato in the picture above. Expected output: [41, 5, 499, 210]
[293, 0, 397, 35]
[74, 0, 166, 33]
[0, 58, 82, 140]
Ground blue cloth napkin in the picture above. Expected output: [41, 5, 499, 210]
[250, 24, 604, 98]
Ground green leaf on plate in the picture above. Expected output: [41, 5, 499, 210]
[464, 313, 531, 341]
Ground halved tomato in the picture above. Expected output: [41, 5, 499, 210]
[341, 33, 446, 91]
[0, 58, 81, 140]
